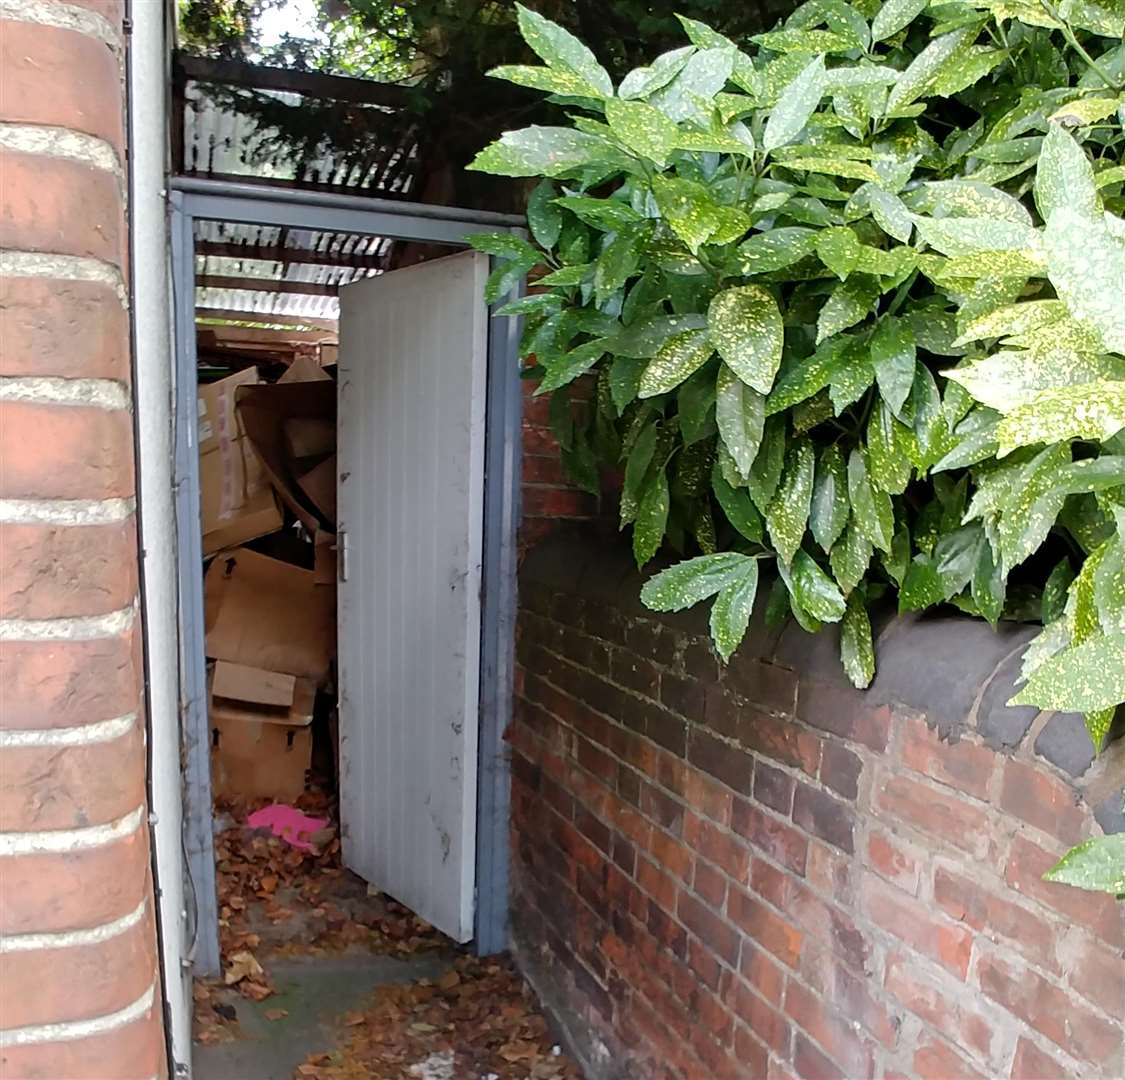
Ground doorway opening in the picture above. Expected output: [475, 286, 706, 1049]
[169, 180, 529, 1073]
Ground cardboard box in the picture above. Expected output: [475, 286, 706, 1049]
[204, 548, 336, 680]
[313, 529, 337, 586]
[199, 440, 283, 556]
[296, 455, 336, 524]
[212, 660, 296, 709]
[280, 355, 332, 384]
[210, 672, 316, 800]
[284, 417, 335, 461]
[236, 380, 337, 533]
[198, 367, 259, 456]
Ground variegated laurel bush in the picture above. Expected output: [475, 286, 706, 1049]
[468, 2, 1125, 892]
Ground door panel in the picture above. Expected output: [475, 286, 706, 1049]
[337, 250, 488, 942]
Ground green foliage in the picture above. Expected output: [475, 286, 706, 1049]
[469, 2, 1125, 894]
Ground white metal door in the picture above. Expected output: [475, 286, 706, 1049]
[337, 250, 488, 942]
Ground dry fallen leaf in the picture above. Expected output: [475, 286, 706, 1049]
[223, 950, 263, 986]
[264, 1009, 289, 1021]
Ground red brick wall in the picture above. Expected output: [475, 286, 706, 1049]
[520, 378, 601, 551]
[0, 2, 166, 1076]
[510, 532, 1124, 1080]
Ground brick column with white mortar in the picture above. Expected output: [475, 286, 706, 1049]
[0, 1, 166, 1076]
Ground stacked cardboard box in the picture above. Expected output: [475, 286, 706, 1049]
[199, 358, 339, 800]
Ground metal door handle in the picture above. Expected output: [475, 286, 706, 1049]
[336, 528, 348, 583]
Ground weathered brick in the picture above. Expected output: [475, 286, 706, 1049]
[979, 952, 1120, 1064]
[818, 741, 862, 800]
[784, 978, 874, 1078]
[933, 865, 1058, 972]
[753, 760, 795, 815]
[750, 857, 793, 909]
[693, 858, 728, 910]
[788, 884, 870, 974]
[0, 22, 125, 154]
[875, 771, 989, 858]
[683, 769, 734, 827]
[0, 902, 156, 1029]
[793, 1031, 845, 1080]
[661, 670, 706, 717]
[884, 952, 994, 1062]
[740, 944, 785, 1006]
[723, 658, 798, 715]
[0, 629, 142, 731]
[0, 402, 135, 500]
[0, 1009, 165, 1080]
[640, 781, 684, 834]
[798, 681, 891, 751]
[805, 840, 854, 907]
[648, 829, 692, 883]
[0, 151, 125, 266]
[1004, 834, 1123, 947]
[728, 889, 803, 969]
[793, 782, 855, 854]
[684, 813, 749, 881]
[0, 520, 137, 619]
[867, 830, 921, 896]
[734, 980, 790, 1055]
[899, 716, 995, 799]
[677, 890, 740, 967]
[861, 874, 973, 979]
[913, 1038, 988, 1080]
[0, 827, 149, 935]
[802, 954, 900, 1049]
[733, 1025, 770, 1079]
[999, 758, 1087, 846]
[731, 800, 808, 875]
[688, 729, 755, 796]
[0, 276, 130, 381]
[522, 485, 596, 518]
[0, 722, 144, 832]
[1009, 1035, 1071, 1080]
[611, 650, 660, 699]
[687, 935, 723, 991]
[1063, 935, 1125, 1017]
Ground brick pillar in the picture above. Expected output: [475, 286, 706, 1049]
[0, 2, 166, 1077]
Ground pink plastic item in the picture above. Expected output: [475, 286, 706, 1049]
[246, 804, 329, 852]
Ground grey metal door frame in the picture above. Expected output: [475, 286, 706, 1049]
[169, 176, 523, 973]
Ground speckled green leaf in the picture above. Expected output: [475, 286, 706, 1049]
[933, 523, 986, 598]
[899, 555, 946, 612]
[554, 196, 641, 232]
[828, 351, 875, 415]
[848, 448, 893, 552]
[710, 562, 760, 661]
[537, 264, 591, 287]
[650, 47, 736, 122]
[972, 539, 1006, 626]
[469, 126, 622, 177]
[608, 355, 645, 414]
[640, 551, 756, 611]
[872, 0, 928, 40]
[632, 467, 669, 566]
[754, 28, 858, 53]
[652, 174, 751, 254]
[867, 401, 913, 495]
[790, 550, 846, 622]
[716, 363, 766, 478]
[708, 285, 784, 393]
[1041, 558, 1076, 625]
[639, 328, 713, 398]
[944, 350, 1123, 413]
[785, 157, 881, 183]
[1011, 634, 1125, 713]
[768, 338, 853, 416]
[1094, 511, 1125, 635]
[620, 421, 658, 527]
[737, 228, 819, 274]
[516, 5, 612, 96]
[618, 46, 695, 100]
[817, 227, 861, 281]
[996, 380, 1125, 454]
[763, 54, 827, 152]
[537, 340, 607, 394]
[767, 441, 816, 565]
[866, 187, 914, 244]
[747, 416, 786, 514]
[712, 462, 764, 543]
[1043, 834, 1125, 895]
[1045, 207, 1125, 354]
[995, 445, 1072, 573]
[930, 46, 1006, 98]
[817, 276, 882, 344]
[1035, 122, 1100, 224]
[871, 317, 916, 418]
[886, 28, 974, 113]
[606, 314, 708, 358]
[605, 99, 679, 167]
[840, 592, 875, 688]
[489, 64, 602, 97]
[811, 445, 849, 554]
[832, 520, 873, 595]
[914, 216, 1040, 257]
[952, 300, 1069, 345]
[912, 180, 1031, 226]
